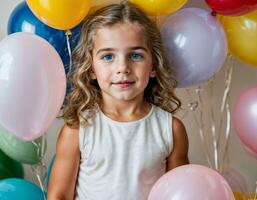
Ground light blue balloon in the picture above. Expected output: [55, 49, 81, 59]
[0, 178, 46, 200]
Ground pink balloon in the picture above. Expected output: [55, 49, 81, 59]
[243, 142, 257, 159]
[0, 32, 66, 141]
[148, 164, 234, 200]
[220, 167, 249, 194]
[232, 86, 257, 155]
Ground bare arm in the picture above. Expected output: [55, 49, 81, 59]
[47, 124, 80, 200]
[166, 116, 189, 171]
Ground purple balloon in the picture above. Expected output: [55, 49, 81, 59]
[161, 8, 228, 88]
[148, 164, 234, 200]
[233, 85, 257, 155]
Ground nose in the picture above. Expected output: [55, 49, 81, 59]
[116, 57, 130, 74]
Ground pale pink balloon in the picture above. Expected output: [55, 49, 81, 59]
[220, 167, 249, 194]
[232, 86, 257, 155]
[148, 164, 234, 200]
[0, 32, 66, 141]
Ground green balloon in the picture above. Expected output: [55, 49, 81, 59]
[0, 149, 24, 180]
[0, 125, 47, 164]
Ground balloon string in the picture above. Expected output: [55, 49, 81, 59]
[186, 88, 212, 168]
[31, 134, 47, 197]
[196, 86, 213, 168]
[254, 181, 257, 200]
[66, 30, 73, 74]
[217, 55, 234, 169]
[220, 101, 231, 169]
[208, 79, 219, 170]
[36, 172, 47, 200]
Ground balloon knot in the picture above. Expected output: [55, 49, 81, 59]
[65, 30, 72, 36]
[211, 11, 217, 16]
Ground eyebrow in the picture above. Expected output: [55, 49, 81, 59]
[95, 46, 149, 56]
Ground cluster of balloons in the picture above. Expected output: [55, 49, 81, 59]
[156, 0, 257, 167]
[0, 0, 93, 142]
[0, 0, 256, 199]
[159, 0, 257, 88]
[8, 1, 82, 74]
[0, 0, 91, 198]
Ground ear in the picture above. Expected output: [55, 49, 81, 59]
[150, 68, 156, 78]
[90, 69, 97, 80]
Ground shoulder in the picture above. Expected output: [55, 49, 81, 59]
[56, 124, 80, 155]
[166, 116, 189, 170]
[172, 116, 188, 145]
[172, 116, 186, 134]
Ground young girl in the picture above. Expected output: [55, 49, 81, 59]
[48, 2, 189, 200]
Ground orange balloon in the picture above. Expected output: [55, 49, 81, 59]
[219, 10, 257, 66]
[129, 0, 187, 16]
[26, 0, 91, 30]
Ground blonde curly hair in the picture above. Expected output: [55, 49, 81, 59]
[62, 1, 181, 128]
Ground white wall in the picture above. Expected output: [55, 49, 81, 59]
[1, 0, 256, 195]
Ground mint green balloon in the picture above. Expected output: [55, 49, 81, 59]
[0, 149, 24, 180]
[0, 125, 46, 164]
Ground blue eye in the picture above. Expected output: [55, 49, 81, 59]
[102, 54, 113, 62]
[129, 53, 143, 60]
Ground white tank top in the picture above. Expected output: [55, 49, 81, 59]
[75, 104, 173, 200]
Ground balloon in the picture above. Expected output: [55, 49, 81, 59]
[45, 155, 55, 190]
[129, 0, 187, 16]
[205, 0, 257, 16]
[0, 125, 46, 164]
[148, 164, 235, 200]
[0, 178, 45, 200]
[160, 8, 227, 88]
[26, 0, 91, 30]
[8, 1, 82, 74]
[233, 192, 251, 200]
[219, 10, 257, 66]
[90, 0, 121, 14]
[232, 85, 257, 155]
[243, 144, 257, 159]
[92, 0, 121, 7]
[219, 167, 248, 194]
[0, 149, 24, 180]
[0, 32, 66, 141]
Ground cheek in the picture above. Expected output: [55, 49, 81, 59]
[137, 71, 151, 86]
[95, 69, 112, 83]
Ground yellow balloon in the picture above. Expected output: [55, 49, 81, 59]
[129, 0, 187, 16]
[219, 10, 257, 66]
[26, 0, 91, 30]
[233, 192, 250, 200]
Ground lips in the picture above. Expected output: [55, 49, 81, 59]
[112, 80, 135, 88]
[113, 81, 135, 84]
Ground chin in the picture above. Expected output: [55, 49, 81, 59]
[114, 94, 139, 101]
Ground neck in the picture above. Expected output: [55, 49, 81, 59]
[100, 95, 151, 122]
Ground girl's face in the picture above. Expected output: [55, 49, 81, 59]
[91, 22, 155, 103]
